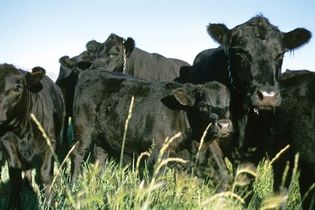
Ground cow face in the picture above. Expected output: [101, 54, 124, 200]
[92, 33, 135, 72]
[208, 15, 311, 111]
[0, 64, 45, 124]
[75, 40, 102, 70]
[162, 81, 232, 141]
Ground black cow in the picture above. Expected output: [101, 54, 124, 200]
[56, 33, 188, 118]
[242, 70, 315, 209]
[175, 15, 311, 157]
[56, 34, 190, 145]
[0, 64, 65, 208]
[275, 70, 315, 208]
[70, 70, 232, 183]
[92, 33, 190, 80]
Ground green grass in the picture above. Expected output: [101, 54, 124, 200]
[0, 152, 305, 210]
[0, 113, 307, 209]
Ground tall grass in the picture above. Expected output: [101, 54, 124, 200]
[0, 107, 308, 209]
[0, 144, 306, 210]
[0, 155, 305, 209]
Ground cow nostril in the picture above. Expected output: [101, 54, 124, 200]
[257, 90, 280, 100]
[216, 120, 232, 131]
[217, 122, 223, 129]
[257, 90, 264, 100]
[274, 92, 280, 100]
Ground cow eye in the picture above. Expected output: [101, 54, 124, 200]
[231, 48, 252, 64]
[10, 87, 21, 95]
[108, 52, 119, 58]
[13, 84, 22, 92]
[11, 79, 23, 91]
[198, 103, 211, 111]
[209, 113, 219, 121]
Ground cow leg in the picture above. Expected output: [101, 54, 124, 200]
[94, 144, 108, 168]
[71, 124, 94, 182]
[87, 144, 109, 178]
[236, 116, 247, 151]
[146, 147, 169, 179]
[59, 116, 72, 164]
[40, 149, 54, 205]
[8, 167, 23, 209]
[1, 139, 23, 209]
[209, 141, 230, 191]
[299, 162, 315, 210]
[0, 151, 3, 181]
[23, 170, 33, 190]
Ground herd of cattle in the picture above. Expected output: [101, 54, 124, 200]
[0, 15, 314, 209]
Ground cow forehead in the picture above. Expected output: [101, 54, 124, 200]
[104, 34, 124, 46]
[199, 83, 230, 106]
[0, 65, 23, 91]
[231, 18, 283, 54]
[0, 64, 20, 76]
[101, 38, 124, 54]
[233, 35, 283, 57]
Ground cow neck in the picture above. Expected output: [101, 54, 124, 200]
[185, 108, 207, 142]
[225, 50, 249, 116]
[179, 110, 191, 140]
[127, 48, 141, 76]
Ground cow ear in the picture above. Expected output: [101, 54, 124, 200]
[282, 28, 312, 50]
[25, 66, 45, 92]
[59, 55, 75, 71]
[123, 38, 135, 57]
[173, 87, 195, 106]
[207, 23, 231, 46]
[59, 55, 69, 67]
[57, 56, 78, 82]
[86, 40, 100, 53]
[161, 95, 183, 110]
[161, 87, 195, 110]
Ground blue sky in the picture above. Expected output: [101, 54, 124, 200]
[1, 0, 314, 81]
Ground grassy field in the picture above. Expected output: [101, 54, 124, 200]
[0, 113, 308, 209]
[0, 148, 305, 210]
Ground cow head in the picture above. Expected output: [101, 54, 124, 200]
[162, 81, 232, 141]
[0, 64, 45, 124]
[208, 15, 311, 111]
[56, 39, 101, 117]
[75, 40, 102, 70]
[92, 33, 135, 72]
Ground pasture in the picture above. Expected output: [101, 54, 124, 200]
[0, 130, 306, 209]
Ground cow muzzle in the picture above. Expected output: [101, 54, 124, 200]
[214, 119, 233, 138]
[253, 88, 281, 109]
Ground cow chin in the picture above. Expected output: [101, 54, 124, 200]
[253, 100, 281, 111]
[256, 106, 275, 111]
[247, 95, 281, 112]
[204, 130, 230, 143]
[211, 126, 232, 139]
